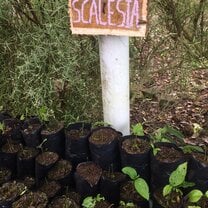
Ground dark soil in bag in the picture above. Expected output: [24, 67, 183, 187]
[150, 142, 187, 191]
[74, 161, 102, 198]
[47, 159, 73, 187]
[3, 119, 23, 143]
[120, 181, 149, 208]
[48, 195, 80, 208]
[0, 168, 11, 186]
[0, 181, 26, 208]
[35, 151, 59, 186]
[12, 191, 48, 208]
[0, 142, 23, 177]
[39, 181, 62, 201]
[21, 123, 42, 148]
[89, 127, 121, 171]
[120, 135, 151, 182]
[153, 188, 183, 208]
[100, 171, 126, 206]
[65, 122, 91, 167]
[17, 147, 39, 178]
[188, 151, 208, 192]
[41, 123, 65, 157]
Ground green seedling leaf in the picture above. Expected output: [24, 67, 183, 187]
[181, 181, 195, 189]
[205, 190, 208, 198]
[0, 122, 5, 132]
[166, 125, 184, 140]
[188, 190, 203, 203]
[82, 196, 95, 208]
[122, 167, 138, 180]
[20, 114, 25, 121]
[134, 178, 149, 200]
[182, 145, 204, 154]
[187, 206, 201, 208]
[163, 184, 173, 197]
[132, 123, 144, 136]
[169, 162, 187, 187]
[96, 194, 105, 202]
[119, 201, 135, 207]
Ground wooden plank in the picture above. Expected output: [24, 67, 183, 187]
[69, 0, 148, 37]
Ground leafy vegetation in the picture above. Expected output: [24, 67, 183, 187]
[163, 162, 194, 197]
[0, 0, 101, 124]
[82, 194, 105, 208]
[122, 167, 150, 201]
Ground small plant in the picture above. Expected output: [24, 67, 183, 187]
[187, 189, 208, 204]
[131, 123, 144, 137]
[82, 194, 105, 208]
[151, 143, 161, 156]
[152, 125, 185, 145]
[180, 145, 204, 154]
[163, 162, 195, 198]
[122, 167, 149, 201]
[37, 106, 54, 123]
[0, 122, 5, 134]
[119, 201, 135, 207]
[36, 138, 48, 153]
[92, 121, 111, 128]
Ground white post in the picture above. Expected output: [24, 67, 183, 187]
[99, 36, 130, 135]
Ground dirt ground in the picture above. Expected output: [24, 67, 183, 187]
[131, 68, 208, 144]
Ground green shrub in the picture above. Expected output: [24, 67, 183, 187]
[0, 0, 102, 123]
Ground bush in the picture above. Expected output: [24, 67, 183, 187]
[0, 0, 102, 123]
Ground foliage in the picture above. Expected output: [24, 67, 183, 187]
[82, 194, 105, 208]
[152, 125, 185, 144]
[0, 0, 102, 124]
[122, 167, 150, 201]
[163, 162, 194, 197]
[186, 189, 208, 208]
[0, 122, 5, 134]
[119, 201, 135, 208]
[132, 123, 144, 136]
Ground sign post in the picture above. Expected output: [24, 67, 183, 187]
[69, 0, 148, 135]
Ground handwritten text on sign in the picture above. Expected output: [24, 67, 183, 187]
[69, 0, 147, 36]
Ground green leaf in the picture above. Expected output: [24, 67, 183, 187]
[205, 190, 208, 198]
[180, 181, 195, 188]
[163, 185, 173, 197]
[82, 196, 95, 208]
[166, 125, 184, 139]
[134, 178, 149, 200]
[169, 162, 187, 187]
[182, 145, 204, 154]
[188, 190, 203, 203]
[122, 167, 138, 180]
[95, 194, 105, 202]
[132, 123, 144, 136]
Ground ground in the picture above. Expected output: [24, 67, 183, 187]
[131, 68, 208, 145]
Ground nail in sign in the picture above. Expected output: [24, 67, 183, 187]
[69, 0, 148, 37]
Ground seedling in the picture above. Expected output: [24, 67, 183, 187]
[36, 138, 47, 153]
[82, 194, 105, 208]
[119, 201, 135, 207]
[37, 106, 54, 123]
[131, 123, 144, 137]
[163, 162, 195, 198]
[122, 167, 149, 201]
[0, 122, 5, 134]
[151, 143, 161, 156]
[93, 121, 111, 128]
[180, 145, 204, 154]
[152, 125, 185, 145]
[187, 189, 208, 205]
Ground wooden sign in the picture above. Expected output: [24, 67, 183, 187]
[69, 0, 148, 37]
